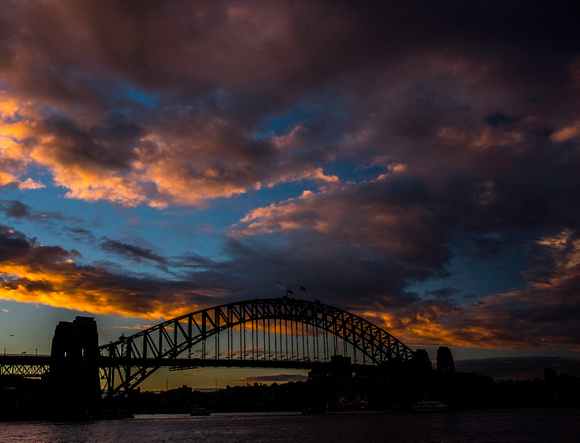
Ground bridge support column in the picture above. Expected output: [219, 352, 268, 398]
[437, 347, 455, 372]
[47, 316, 101, 418]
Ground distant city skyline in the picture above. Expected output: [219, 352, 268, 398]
[1, 0, 579, 388]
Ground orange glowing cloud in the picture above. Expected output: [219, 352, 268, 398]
[0, 226, 217, 320]
[0, 172, 44, 190]
[0, 93, 339, 208]
[437, 126, 524, 151]
[272, 125, 307, 151]
[0, 262, 201, 320]
[356, 289, 579, 351]
[355, 230, 580, 350]
[551, 120, 580, 142]
[233, 178, 446, 267]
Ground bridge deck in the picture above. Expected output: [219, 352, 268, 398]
[0, 355, 376, 369]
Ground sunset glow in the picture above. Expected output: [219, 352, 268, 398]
[1, 0, 580, 387]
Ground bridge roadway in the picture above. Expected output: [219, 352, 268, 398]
[0, 354, 379, 375]
[1, 354, 51, 365]
[0, 354, 52, 377]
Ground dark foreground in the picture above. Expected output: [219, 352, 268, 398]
[2, 409, 580, 443]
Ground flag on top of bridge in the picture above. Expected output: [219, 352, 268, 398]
[300, 286, 306, 291]
[286, 288, 293, 294]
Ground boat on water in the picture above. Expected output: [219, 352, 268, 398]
[411, 400, 449, 412]
[190, 407, 211, 416]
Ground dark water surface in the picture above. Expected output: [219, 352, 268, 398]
[2, 409, 579, 442]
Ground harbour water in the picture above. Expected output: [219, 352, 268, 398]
[2, 409, 580, 442]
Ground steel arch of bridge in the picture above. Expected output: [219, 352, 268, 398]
[99, 297, 414, 398]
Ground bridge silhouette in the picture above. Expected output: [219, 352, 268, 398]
[1, 297, 416, 409]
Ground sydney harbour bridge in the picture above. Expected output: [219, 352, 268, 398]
[1, 297, 427, 414]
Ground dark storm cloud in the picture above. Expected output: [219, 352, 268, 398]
[41, 112, 141, 171]
[2, 0, 579, 209]
[8, 0, 577, 98]
[1, 0, 578, 117]
[376, 253, 580, 349]
[227, 174, 456, 310]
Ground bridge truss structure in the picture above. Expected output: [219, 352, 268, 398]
[0, 354, 51, 378]
[99, 297, 414, 398]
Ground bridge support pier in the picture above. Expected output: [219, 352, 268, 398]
[47, 316, 101, 418]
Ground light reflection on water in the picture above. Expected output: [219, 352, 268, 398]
[2, 409, 580, 442]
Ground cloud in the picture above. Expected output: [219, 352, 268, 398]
[100, 239, 167, 264]
[551, 119, 580, 142]
[113, 324, 154, 331]
[355, 230, 580, 350]
[0, 200, 38, 220]
[66, 227, 97, 243]
[0, 172, 44, 191]
[425, 287, 459, 299]
[0, 1, 356, 208]
[234, 176, 450, 270]
[0, 91, 341, 208]
[0, 0, 580, 355]
[0, 0, 575, 212]
[0, 224, 214, 319]
[1, 217, 580, 351]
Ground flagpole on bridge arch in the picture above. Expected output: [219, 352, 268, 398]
[299, 285, 306, 300]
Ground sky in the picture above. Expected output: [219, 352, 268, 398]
[1, 0, 580, 388]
